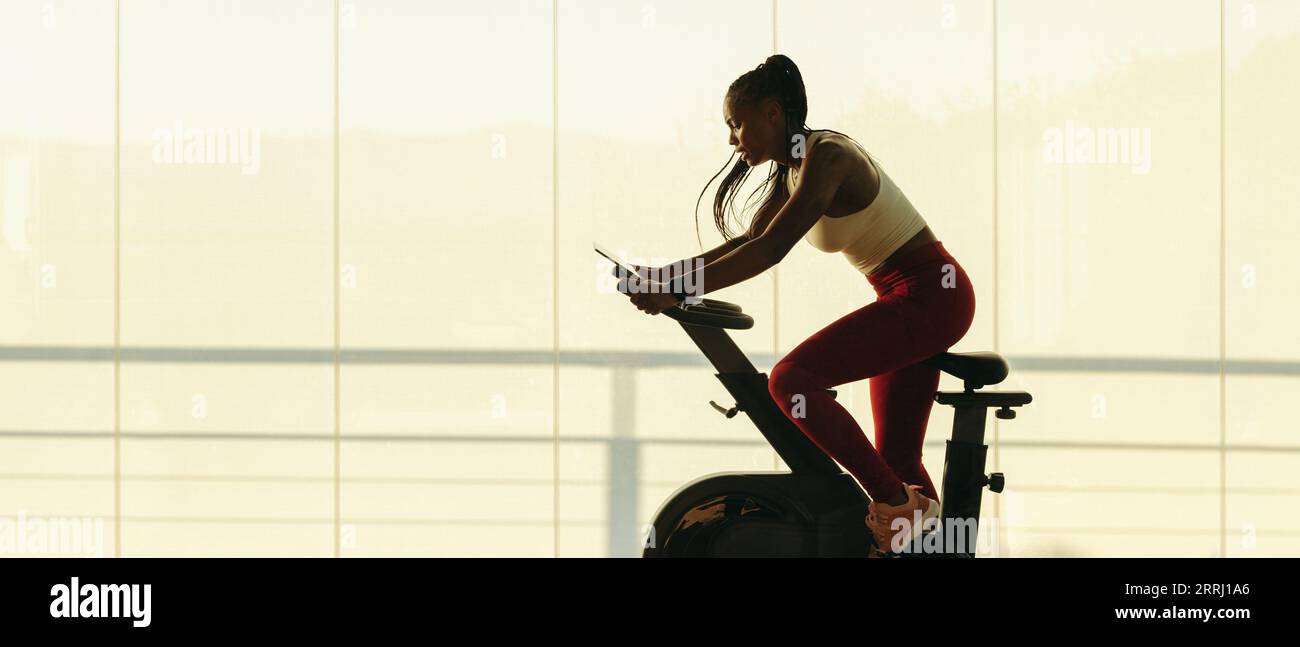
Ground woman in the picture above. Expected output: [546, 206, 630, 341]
[628, 54, 975, 555]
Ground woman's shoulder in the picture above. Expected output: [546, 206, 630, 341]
[803, 130, 882, 206]
[809, 130, 869, 162]
[806, 131, 877, 180]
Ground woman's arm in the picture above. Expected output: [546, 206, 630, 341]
[652, 188, 791, 283]
[669, 140, 853, 299]
[650, 237, 746, 283]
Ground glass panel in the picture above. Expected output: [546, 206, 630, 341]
[1222, 0, 1300, 554]
[339, 0, 555, 555]
[996, 0, 1221, 554]
[559, 0, 772, 556]
[118, 0, 335, 554]
[0, 0, 115, 557]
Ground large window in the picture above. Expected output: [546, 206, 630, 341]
[1, 0, 1296, 557]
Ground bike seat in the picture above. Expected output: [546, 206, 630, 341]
[924, 351, 1009, 390]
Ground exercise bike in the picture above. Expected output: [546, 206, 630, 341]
[604, 254, 1031, 557]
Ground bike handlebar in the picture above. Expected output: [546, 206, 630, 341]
[609, 263, 753, 330]
[663, 298, 754, 330]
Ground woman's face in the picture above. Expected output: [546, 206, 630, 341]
[723, 96, 784, 167]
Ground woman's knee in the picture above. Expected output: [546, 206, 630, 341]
[768, 361, 822, 404]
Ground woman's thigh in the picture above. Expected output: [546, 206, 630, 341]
[778, 278, 975, 388]
[778, 296, 938, 389]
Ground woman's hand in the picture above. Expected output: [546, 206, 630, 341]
[629, 283, 682, 316]
[629, 264, 658, 282]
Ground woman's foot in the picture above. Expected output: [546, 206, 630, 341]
[866, 484, 939, 554]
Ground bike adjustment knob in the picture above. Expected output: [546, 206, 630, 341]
[986, 472, 1005, 493]
[709, 400, 740, 419]
[995, 406, 1016, 420]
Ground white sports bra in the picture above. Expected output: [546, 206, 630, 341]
[786, 132, 928, 276]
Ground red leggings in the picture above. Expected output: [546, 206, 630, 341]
[768, 240, 975, 504]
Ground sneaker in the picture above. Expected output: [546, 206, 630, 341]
[866, 484, 939, 554]
[867, 545, 896, 559]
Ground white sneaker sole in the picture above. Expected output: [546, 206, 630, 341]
[885, 497, 940, 553]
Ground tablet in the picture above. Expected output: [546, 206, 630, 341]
[593, 242, 644, 280]
[595, 242, 703, 304]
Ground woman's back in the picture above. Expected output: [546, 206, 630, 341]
[787, 131, 929, 276]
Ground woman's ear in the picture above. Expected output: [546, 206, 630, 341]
[762, 97, 783, 125]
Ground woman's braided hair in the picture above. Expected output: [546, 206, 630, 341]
[695, 54, 810, 243]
